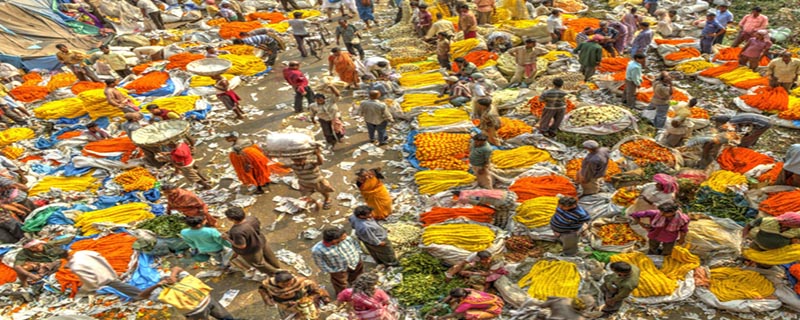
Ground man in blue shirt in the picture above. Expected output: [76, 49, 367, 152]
[623, 53, 645, 109]
[550, 196, 590, 256]
[713, 3, 734, 44]
[348, 205, 398, 267]
[630, 22, 653, 57]
[700, 13, 726, 54]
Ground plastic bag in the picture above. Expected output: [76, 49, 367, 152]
[494, 275, 532, 308]
[560, 105, 638, 135]
[264, 130, 320, 155]
[685, 217, 742, 266]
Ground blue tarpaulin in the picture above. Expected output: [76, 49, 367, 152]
[96, 253, 160, 301]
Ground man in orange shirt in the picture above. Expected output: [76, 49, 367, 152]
[731, 6, 769, 47]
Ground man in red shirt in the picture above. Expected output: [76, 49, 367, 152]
[283, 61, 315, 113]
[167, 141, 211, 190]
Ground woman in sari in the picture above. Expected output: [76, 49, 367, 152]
[328, 47, 360, 89]
[355, 168, 392, 220]
[626, 173, 678, 214]
[225, 132, 271, 194]
[260, 270, 330, 319]
[337, 273, 397, 320]
[438, 288, 504, 319]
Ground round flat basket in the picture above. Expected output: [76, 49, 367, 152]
[186, 58, 232, 76]
[131, 120, 191, 147]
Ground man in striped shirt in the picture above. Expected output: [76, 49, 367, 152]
[538, 78, 568, 138]
[549, 196, 590, 256]
[234, 32, 281, 67]
[286, 147, 335, 210]
[312, 227, 363, 295]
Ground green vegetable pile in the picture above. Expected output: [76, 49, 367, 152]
[676, 178, 700, 205]
[391, 252, 465, 308]
[136, 214, 188, 238]
[690, 186, 756, 224]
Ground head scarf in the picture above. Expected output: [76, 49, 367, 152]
[776, 212, 800, 228]
[653, 173, 679, 194]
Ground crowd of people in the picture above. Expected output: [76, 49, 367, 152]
[2, 0, 800, 319]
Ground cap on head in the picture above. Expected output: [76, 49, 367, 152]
[583, 140, 599, 149]
[707, 12, 717, 17]
[471, 73, 484, 80]
[444, 76, 459, 82]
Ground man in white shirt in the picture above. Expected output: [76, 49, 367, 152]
[546, 9, 566, 44]
[135, 0, 164, 30]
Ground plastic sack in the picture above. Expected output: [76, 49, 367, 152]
[494, 275, 532, 308]
[589, 216, 648, 252]
[578, 193, 622, 219]
[264, 129, 321, 157]
[560, 105, 637, 135]
[685, 217, 742, 266]
[419, 219, 507, 265]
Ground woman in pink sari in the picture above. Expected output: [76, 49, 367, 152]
[337, 273, 397, 320]
[439, 288, 504, 319]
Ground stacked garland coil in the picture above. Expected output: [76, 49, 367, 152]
[422, 223, 495, 251]
[415, 170, 475, 195]
[490, 146, 553, 169]
[518, 260, 580, 300]
[114, 168, 157, 192]
[29, 176, 99, 196]
[708, 267, 774, 302]
[610, 252, 678, 297]
[74, 202, 155, 236]
[417, 108, 470, 127]
[514, 196, 559, 228]
[700, 170, 747, 193]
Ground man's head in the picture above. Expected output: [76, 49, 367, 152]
[105, 78, 117, 87]
[436, 12, 443, 20]
[476, 97, 492, 107]
[471, 73, 485, 81]
[524, 38, 536, 48]
[293, 11, 303, 18]
[205, 46, 216, 53]
[558, 196, 578, 211]
[354, 205, 374, 219]
[718, 3, 728, 11]
[454, 57, 466, 65]
[338, 19, 347, 27]
[124, 112, 142, 122]
[273, 270, 295, 287]
[161, 183, 177, 195]
[322, 227, 347, 244]
[238, 31, 249, 38]
[221, 2, 230, 8]
[688, 98, 698, 108]
[668, 9, 677, 18]
[755, 29, 768, 39]
[658, 71, 672, 83]
[331, 47, 341, 55]
[56, 44, 68, 53]
[99, 44, 110, 54]
[706, 12, 716, 21]
[582, 27, 594, 35]
[376, 61, 388, 68]
[86, 121, 101, 132]
[23, 239, 46, 252]
[224, 206, 246, 222]
[582, 139, 599, 151]
[639, 21, 650, 29]
[552, 78, 564, 88]
[232, 39, 245, 45]
[610, 261, 632, 277]
[314, 93, 326, 105]
[629, 7, 637, 14]
[419, 3, 428, 9]
[476, 250, 492, 263]
[288, 61, 300, 69]
[599, 21, 608, 29]
[368, 90, 381, 100]
[657, 203, 679, 218]
[751, 6, 762, 16]
[459, 4, 469, 13]
[472, 133, 488, 146]
[185, 215, 205, 228]
[782, 51, 793, 63]
[633, 53, 646, 64]
[551, 9, 561, 16]
[145, 104, 161, 113]
[225, 131, 239, 143]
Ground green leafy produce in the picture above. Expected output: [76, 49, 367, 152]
[420, 300, 451, 317]
[690, 187, 756, 224]
[136, 214, 188, 238]
[642, 162, 676, 181]
[676, 178, 699, 205]
[400, 252, 446, 275]
[391, 274, 465, 306]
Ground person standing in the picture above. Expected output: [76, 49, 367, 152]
[348, 205, 399, 267]
[547, 10, 566, 43]
[538, 78, 568, 138]
[469, 133, 494, 189]
[577, 140, 610, 196]
[624, 53, 646, 109]
[474, 98, 502, 146]
[700, 13, 725, 55]
[337, 273, 397, 319]
[507, 38, 539, 88]
[355, 0, 375, 29]
[309, 90, 344, 150]
[738, 30, 772, 71]
[223, 207, 281, 276]
[225, 132, 272, 194]
[475, 0, 495, 25]
[138, 266, 234, 320]
[335, 20, 365, 61]
[609, 21, 629, 55]
[595, 22, 619, 56]
[136, 0, 164, 30]
[282, 147, 335, 210]
[288, 12, 312, 58]
[259, 270, 330, 319]
[355, 168, 393, 220]
[163, 184, 216, 226]
[66, 250, 143, 299]
[731, 7, 769, 47]
[713, 3, 734, 44]
[416, 3, 433, 37]
[312, 227, 364, 296]
[600, 262, 640, 316]
[94, 45, 131, 77]
[654, 9, 673, 39]
[630, 22, 653, 56]
[283, 61, 315, 113]
[328, 48, 360, 89]
[166, 141, 212, 190]
[631, 202, 689, 256]
[436, 32, 453, 70]
[458, 4, 478, 39]
[767, 51, 800, 91]
[453, 189, 517, 230]
[650, 71, 673, 129]
[212, 74, 245, 120]
[55, 44, 94, 82]
[550, 196, 590, 256]
[643, 0, 658, 16]
[621, 7, 641, 47]
[574, 35, 603, 81]
[180, 216, 233, 269]
[354, 90, 394, 146]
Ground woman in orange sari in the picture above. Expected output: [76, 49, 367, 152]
[328, 47, 360, 89]
[356, 168, 392, 220]
[225, 132, 271, 194]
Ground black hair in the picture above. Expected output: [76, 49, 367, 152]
[314, 93, 326, 100]
[436, 12, 443, 19]
[558, 196, 578, 207]
[639, 22, 650, 27]
[322, 227, 345, 242]
[232, 39, 244, 45]
[658, 202, 679, 213]
[99, 44, 109, 50]
[476, 97, 492, 106]
[610, 261, 632, 273]
[331, 47, 341, 53]
[553, 78, 564, 87]
[146, 104, 159, 110]
[239, 31, 248, 37]
[224, 207, 246, 221]
[274, 270, 294, 282]
[185, 215, 205, 227]
[688, 98, 698, 107]
[105, 79, 116, 85]
[377, 61, 388, 68]
[293, 12, 303, 17]
[86, 122, 99, 129]
[473, 133, 488, 141]
[354, 205, 373, 217]
[752, 6, 762, 12]
[450, 288, 467, 297]
[56, 44, 66, 49]
[454, 57, 466, 63]
[633, 53, 646, 60]
[476, 251, 491, 259]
